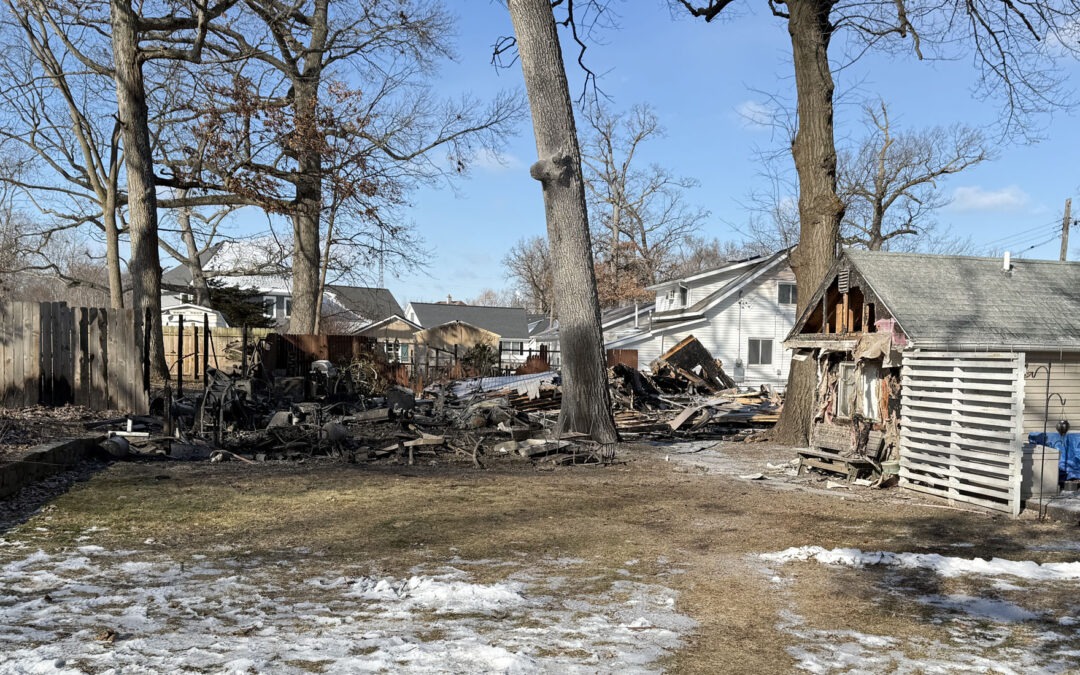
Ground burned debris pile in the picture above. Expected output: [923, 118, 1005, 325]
[81, 333, 781, 467]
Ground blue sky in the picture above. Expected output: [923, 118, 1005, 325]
[343, 2, 1080, 304]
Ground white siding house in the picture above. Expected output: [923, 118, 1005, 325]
[608, 250, 797, 389]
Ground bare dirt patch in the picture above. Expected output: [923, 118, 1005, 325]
[2, 440, 1078, 673]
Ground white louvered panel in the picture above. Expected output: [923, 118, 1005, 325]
[900, 351, 1025, 515]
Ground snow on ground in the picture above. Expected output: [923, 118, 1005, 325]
[761, 546, 1080, 674]
[763, 545, 1080, 581]
[0, 544, 695, 674]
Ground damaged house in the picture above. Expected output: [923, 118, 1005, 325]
[786, 249, 1080, 515]
[606, 249, 796, 388]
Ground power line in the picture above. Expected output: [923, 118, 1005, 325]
[982, 219, 1060, 249]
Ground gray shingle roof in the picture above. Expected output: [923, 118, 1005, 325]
[408, 303, 529, 340]
[325, 285, 403, 323]
[846, 249, 1080, 350]
[161, 243, 224, 287]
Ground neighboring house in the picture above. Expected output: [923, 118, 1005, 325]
[161, 242, 402, 332]
[357, 315, 422, 363]
[321, 285, 405, 333]
[161, 303, 229, 328]
[405, 302, 530, 358]
[162, 241, 292, 321]
[786, 249, 1080, 515]
[606, 249, 796, 388]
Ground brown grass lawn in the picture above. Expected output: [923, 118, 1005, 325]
[3, 442, 1079, 673]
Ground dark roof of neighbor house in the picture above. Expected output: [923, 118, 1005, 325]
[652, 248, 791, 322]
[832, 249, 1080, 350]
[161, 243, 225, 287]
[325, 285, 403, 323]
[408, 303, 529, 340]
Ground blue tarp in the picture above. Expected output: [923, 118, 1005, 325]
[1027, 432, 1080, 480]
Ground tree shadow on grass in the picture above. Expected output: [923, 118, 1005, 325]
[0, 459, 110, 536]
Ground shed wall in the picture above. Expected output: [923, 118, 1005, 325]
[1022, 351, 1080, 432]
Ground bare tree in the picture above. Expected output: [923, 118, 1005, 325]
[580, 103, 708, 303]
[0, 0, 126, 307]
[667, 236, 762, 278]
[107, 0, 238, 377]
[839, 101, 989, 250]
[679, 0, 1080, 443]
[503, 236, 555, 314]
[507, 0, 617, 445]
[178, 0, 522, 335]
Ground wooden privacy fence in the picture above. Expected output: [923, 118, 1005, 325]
[264, 333, 383, 377]
[162, 325, 273, 381]
[0, 301, 148, 413]
[899, 351, 1025, 515]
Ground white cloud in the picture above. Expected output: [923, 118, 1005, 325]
[735, 100, 774, 130]
[1042, 19, 1080, 56]
[949, 185, 1031, 212]
[471, 149, 523, 173]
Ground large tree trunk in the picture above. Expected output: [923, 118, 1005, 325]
[772, 0, 845, 446]
[508, 0, 617, 445]
[285, 2, 327, 335]
[110, 0, 167, 379]
[287, 151, 323, 334]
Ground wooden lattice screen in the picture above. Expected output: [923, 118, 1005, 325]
[899, 350, 1025, 515]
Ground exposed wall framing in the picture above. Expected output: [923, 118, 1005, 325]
[899, 351, 1025, 515]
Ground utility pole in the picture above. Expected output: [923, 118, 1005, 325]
[1061, 198, 1072, 262]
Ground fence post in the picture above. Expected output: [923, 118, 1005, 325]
[203, 313, 210, 387]
[177, 314, 184, 398]
[241, 324, 249, 377]
[193, 325, 200, 383]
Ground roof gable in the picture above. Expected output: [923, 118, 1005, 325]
[325, 285, 403, 323]
[790, 249, 1080, 351]
[652, 249, 790, 322]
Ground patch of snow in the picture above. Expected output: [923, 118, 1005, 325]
[0, 548, 695, 674]
[762, 546, 1080, 581]
[764, 551, 1080, 673]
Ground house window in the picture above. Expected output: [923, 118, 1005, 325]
[284, 298, 293, 318]
[778, 282, 797, 305]
[836, 361, 881, 420]
[665, 286, 688, 309]
[748, 338, 773, 366]
[263, 297, 276, 318]
[506, 341, 524, 354]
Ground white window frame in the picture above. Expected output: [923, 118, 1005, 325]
[778, 282, 797, 306]
[748, 338, 773, 366]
